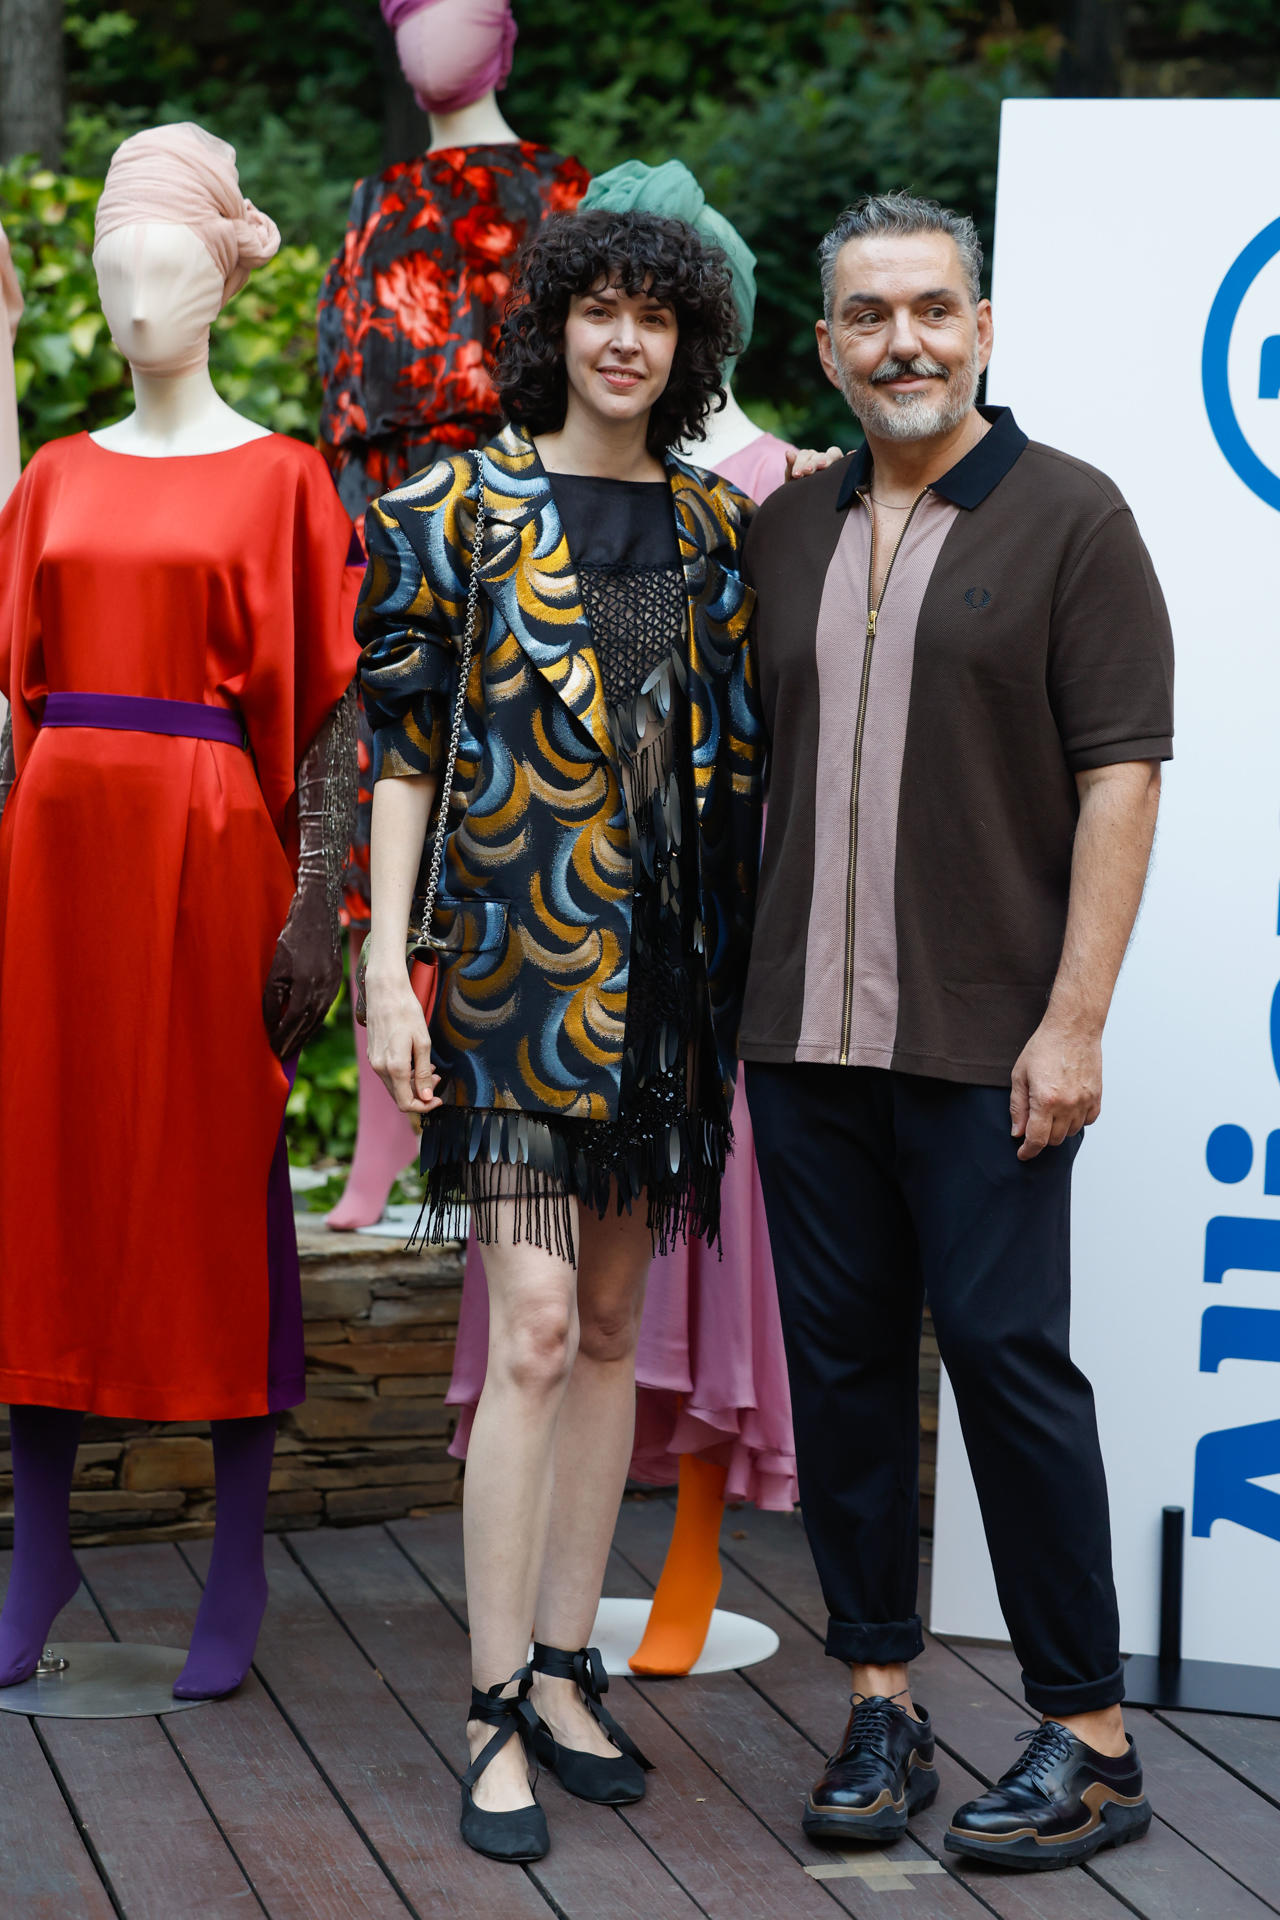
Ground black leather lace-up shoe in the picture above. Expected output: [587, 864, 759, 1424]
[803, 1694, 939, 1843]
[944, 1720, 1151, 1870]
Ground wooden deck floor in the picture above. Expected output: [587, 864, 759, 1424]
[3, 1500, 1279, 1920]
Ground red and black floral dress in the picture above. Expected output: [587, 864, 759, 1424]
[317, 140, 590, 925]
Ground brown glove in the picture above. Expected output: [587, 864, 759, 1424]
[263, 683, 358, 1059]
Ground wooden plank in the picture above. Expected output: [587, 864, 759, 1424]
[959, 1641, 1280, 1915]
[0, 1547, 259, 1920]
[36, 1710, 262, 1920]
[79, 1539, 411, 1920]
[290, 1523, 709, 1920]
[1160, 1711, 1280, 1808]
[182, 1532, 555, 1920]
[611, 1501, 1131, 1920]
[0, 1710, 116, 1920]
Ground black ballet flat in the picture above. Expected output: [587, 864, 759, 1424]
[461, 1664, 549, 1863]
[530, 1642, 654, 1806]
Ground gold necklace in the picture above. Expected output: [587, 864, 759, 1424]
[868, 494, 913, 509]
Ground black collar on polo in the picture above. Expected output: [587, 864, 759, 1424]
[836, 405, 1029, 511]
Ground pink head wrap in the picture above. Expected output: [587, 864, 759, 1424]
[94, 123, 280, 306]
[381, 0, 517, 114]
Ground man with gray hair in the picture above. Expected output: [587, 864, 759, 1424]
[741, 190, 1173, 1869]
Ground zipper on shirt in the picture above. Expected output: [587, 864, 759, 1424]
[838, 491, 925, 1066]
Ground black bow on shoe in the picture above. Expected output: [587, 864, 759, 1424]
[529, 1641, 654, 1802]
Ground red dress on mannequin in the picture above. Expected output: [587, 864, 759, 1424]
[0, 432, 360, 1420]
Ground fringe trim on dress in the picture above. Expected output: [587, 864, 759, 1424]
[410, 1101, 731, 1264]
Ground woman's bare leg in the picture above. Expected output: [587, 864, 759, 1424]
[463, 1208, 580, 1811]
[530, 1202, 652, 1754]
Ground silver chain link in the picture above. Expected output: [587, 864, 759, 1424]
[415, 453, 488, 950]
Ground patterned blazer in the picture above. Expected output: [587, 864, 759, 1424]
[356, 422, 764, 1122]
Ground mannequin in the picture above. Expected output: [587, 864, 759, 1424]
[0, 124, 360, 1700]
[316, 0, 588, 1229]
[444, 161, 797, 1677]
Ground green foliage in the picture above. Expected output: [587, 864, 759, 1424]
[1, 163, 126, 454]
[287, 978, 359, 1169]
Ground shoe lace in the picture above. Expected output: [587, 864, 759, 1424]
[831, 1693, 903, 1765]
[1007, 1720, 1075, 1793]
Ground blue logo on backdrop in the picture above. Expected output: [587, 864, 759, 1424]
[1202, 216, 1280, 512]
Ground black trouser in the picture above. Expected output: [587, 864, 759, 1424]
[746, 1062, 1123, 1716]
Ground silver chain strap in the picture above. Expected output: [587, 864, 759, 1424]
[413, 452, 488, 952]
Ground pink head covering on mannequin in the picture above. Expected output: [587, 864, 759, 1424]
[94, 123, 279, 306]
[381, 0, 517, 114]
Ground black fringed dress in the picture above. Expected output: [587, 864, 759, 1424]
[417, 473, 729, 1258]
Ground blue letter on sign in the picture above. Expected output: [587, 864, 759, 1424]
[1203, 1216, 1280, 1285]
[1261, 336, 1280, 400]
[1200, 1305, 1280, 1371]
[1193, 1420, 1280, 1541]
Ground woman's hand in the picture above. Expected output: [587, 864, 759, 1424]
[364, 966, 443, 1114]
[785, 445, 846, 481]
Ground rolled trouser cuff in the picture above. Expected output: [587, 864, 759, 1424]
[1022, 1661, 1126, 1716]
[825, 1615, 925, 1665]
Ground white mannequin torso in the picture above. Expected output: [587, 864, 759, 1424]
[90, 223, 269, 458]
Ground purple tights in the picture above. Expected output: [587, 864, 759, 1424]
[173, 1414, 277, 1699]
[0, 1407, 276, 1699]
[0, 1405, 84, 1686]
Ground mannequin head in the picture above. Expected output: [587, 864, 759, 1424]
[94, 223, 224, 376]
[93, 122, 279, 374]
[578, 161, 757, 380]
[382, 0, 517, 114]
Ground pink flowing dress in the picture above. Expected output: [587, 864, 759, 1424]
[446, 430, 798, 1509]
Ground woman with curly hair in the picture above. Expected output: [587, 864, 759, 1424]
[357, 208, 763, 1862]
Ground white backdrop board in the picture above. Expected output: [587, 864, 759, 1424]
[930, 99, 1280, 1668]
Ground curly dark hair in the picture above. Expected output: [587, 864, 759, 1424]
[494, 209, 741, 454]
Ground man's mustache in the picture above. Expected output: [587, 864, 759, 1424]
[869, 355, 949, 385]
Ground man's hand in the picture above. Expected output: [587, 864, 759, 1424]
[262, 885, 344, 1060]
[1010, 1017, 1102, 1161]
[785, 445, 845, 481]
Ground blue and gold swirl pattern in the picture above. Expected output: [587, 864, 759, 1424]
[356, 424, 763, 1123]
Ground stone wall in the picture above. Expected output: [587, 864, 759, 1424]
[0, 1228, 942, 1544]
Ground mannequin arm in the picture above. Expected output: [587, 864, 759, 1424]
[0, 709, 14, 823]
[262, 683, 358, 1059]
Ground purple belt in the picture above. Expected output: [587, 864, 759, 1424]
[41, 691, 246, 746]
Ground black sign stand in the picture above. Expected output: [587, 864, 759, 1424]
[1122, 1506, 1280, 1718]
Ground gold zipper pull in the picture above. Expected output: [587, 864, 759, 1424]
[866, 607, 878, 642]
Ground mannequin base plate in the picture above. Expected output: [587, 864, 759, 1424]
[0, 1643, 213, 1719]
[591, 1597, 779, 1676]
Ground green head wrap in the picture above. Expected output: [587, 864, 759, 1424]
[578, 159, 756, 375]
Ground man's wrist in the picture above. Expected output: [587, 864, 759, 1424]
[1040, 994, 1107, 1041]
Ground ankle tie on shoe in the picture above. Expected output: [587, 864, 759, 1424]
[464, 1663, 540, 1789]
[531, 1642, 654, 1771]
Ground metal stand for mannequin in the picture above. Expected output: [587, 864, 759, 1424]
[0, 1645, 213, 1719]
[1122, 1505, 1280, 1717]
[590, 1599, 779, 1677]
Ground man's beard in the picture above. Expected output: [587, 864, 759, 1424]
[837, 344, 981, 442]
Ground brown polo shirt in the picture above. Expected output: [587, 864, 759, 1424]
[739, 406, 1174, 1086]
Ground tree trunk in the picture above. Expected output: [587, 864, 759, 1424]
[0, 0, 65, 166]
[374, 14, 430, 168]
[1056, 0, 1127, 97]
